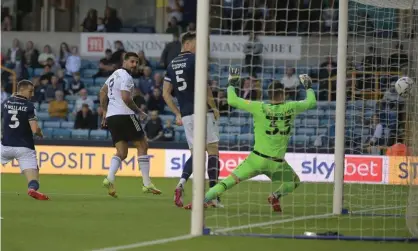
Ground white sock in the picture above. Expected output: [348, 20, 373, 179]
[178, 178, 187, 187]
[107, 156, 121, 183]
[138, 155, 151, 186]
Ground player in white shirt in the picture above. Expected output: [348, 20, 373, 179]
[99, 52, 161, 197]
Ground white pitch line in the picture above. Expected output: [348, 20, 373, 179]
[91, 234, 196, 251]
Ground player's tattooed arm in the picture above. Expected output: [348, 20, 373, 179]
[121, 90, 141, 114]
[100, 85, 109, 113]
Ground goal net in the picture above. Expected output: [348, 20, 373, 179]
[202, 0, 418, 240]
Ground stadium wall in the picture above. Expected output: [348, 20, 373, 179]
[2, 32, 415, 66]
[1, 146, 416, 186]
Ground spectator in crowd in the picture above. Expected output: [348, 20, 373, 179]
[110, 41, 125, 67]
[65, 46, 81, 75]
[38, 45, 55, 66]
[150, 73, 163, 93]
[45, 75, 64, 102]
[2, 15, 12, 31]
[243, 32, 262, 77]
[217, 89, 229, 115]
[322, 0, 338, 34]
[243, 1, 266, 34]
[46, 58, 60, 74]
[167, 0, 184, 24]
[1, 86, 9, 103]
[67, 72, 84, 95]
[160, 33, 181, 68]
[147, 88, 165, 114]
[163, 119, 175, 141]
[94, 49, 116, 78]
[74, 103, 97, 129]
[210, 80, 219, 98]
[32, 77, 46, 103]
[318, 57, 337, 101]
[133, 88, 146, 108]
[366, 114, 385, 154]
[56, 69, 68, 90]
[240, 78, 258, 100]
[281, 67, 300, 100]
[362, 46, 384, 89]
[5, 38, 23, 68]
[166, 17, 182, 36]
[187, 22, 196, 32]
[133, 51, 152, 78]
[97, 17, 105, 32]
[81, 9, 98, 32]
[23, 41, 40, 68]
[74, 88, 94, 114]
[104, 7, 122, 33]
[48, 90, 68, 120]
[40, 65, 54, 82]
[139, 103, 148, 115]
[145, 111, 164, 142]
[386, 142, 410, 156]
[57, 42, 71, 69]
[138, 66, 154, 94]
[381, 82, 405, 110]
[388, 43, 409, 72]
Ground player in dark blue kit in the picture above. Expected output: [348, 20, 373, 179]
[163, 32, 222, 208]
[1, 80, 49, 200]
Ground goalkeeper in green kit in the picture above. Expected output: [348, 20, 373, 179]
[184, 68, 317, 212]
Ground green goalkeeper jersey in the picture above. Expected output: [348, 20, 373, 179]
[227, 86, 317, 159]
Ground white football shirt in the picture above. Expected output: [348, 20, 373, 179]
[105, 69, 136, 118]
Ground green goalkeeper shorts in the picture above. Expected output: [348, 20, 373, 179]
[232, 151, 299, 183]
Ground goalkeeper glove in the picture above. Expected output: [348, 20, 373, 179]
[228, 67, 241, 87]
[299, 74, 312, 89]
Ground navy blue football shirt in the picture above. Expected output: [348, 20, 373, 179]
[165, 51, 211, 117]
[2, 95, 37, 150]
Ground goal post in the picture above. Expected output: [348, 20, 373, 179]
[192, 0, 418, 241]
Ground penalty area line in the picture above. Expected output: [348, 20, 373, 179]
[91, 234, 196, 251]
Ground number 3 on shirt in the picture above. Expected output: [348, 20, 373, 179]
[8, 110, 20, 128]
[175, 70, 187, 91]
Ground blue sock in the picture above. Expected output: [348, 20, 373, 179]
[179, 155, 193, 186]
[28, 180, 39, 191]
[207, 155, 220, 188]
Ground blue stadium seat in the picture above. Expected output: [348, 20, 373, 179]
[43, 121, 61, 128]
[220, 134, 236, 144]
[90, 130, 108, 140]
[42, 128, 54, 139]
[317, 127, 328, 135]
[174, 131, 181, 142]
[39, 103, 49, 111]
[87, 86, 101, 95]
[160, 115, 174, 122]
[53, 129, 72, 139]
[219, 117, 229, 125]
[38, 121, 43, 128]
[71, 129, 90, 140]
[61, 121, 75, 129]
[173, 126, 184, 133]
[82, 78, 95, 86]
[325, 109, 336, 117]
[37, 112, 50, 121]
[94, 77, 107, 86]
[297, 127, 316, 136]
[306, 109, 322, 117]
[87, 95, 97, 101]
[180, 132, 187, 142]
[81, 59, 91, 69]
[292, 135, 308, 146]
[229, 117, 247, 125]
[304, 118, 319, 127]
[240, 125, 251, 134]
[66, 95, 79, 102]
[33, 68, 43, 76]
[68, 103, 75, 111]
[293, 118, 302, 125]
[237, 134, 254, 145]
[82, 69, 97, 78]
[224, 126, 240, 134]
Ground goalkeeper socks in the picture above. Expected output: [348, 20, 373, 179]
[138, 155, 151, 187]
[205, 175, 236, 201]
[28, 180, 39, 191]
[178, 155, 193, 187]
[107, 156, 121, 183]
[207, 155, 220, 188]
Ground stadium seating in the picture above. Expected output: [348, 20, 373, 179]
[27, 59, 398, 149]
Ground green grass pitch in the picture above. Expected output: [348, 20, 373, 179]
[1, 174, 416, 251]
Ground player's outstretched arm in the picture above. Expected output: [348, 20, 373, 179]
[227, 67, 262, 114]
[290, 74, 317, 114]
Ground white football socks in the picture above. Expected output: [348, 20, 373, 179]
[107, 156, 121, 183]
[178, 178, 187, 188]
[138, 155, 151, 186]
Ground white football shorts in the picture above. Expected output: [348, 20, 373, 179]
[1, 144, 38, 172]
[182, 113, 219, 149]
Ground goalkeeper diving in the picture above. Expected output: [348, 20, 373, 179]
[184, 69, 316, 212]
